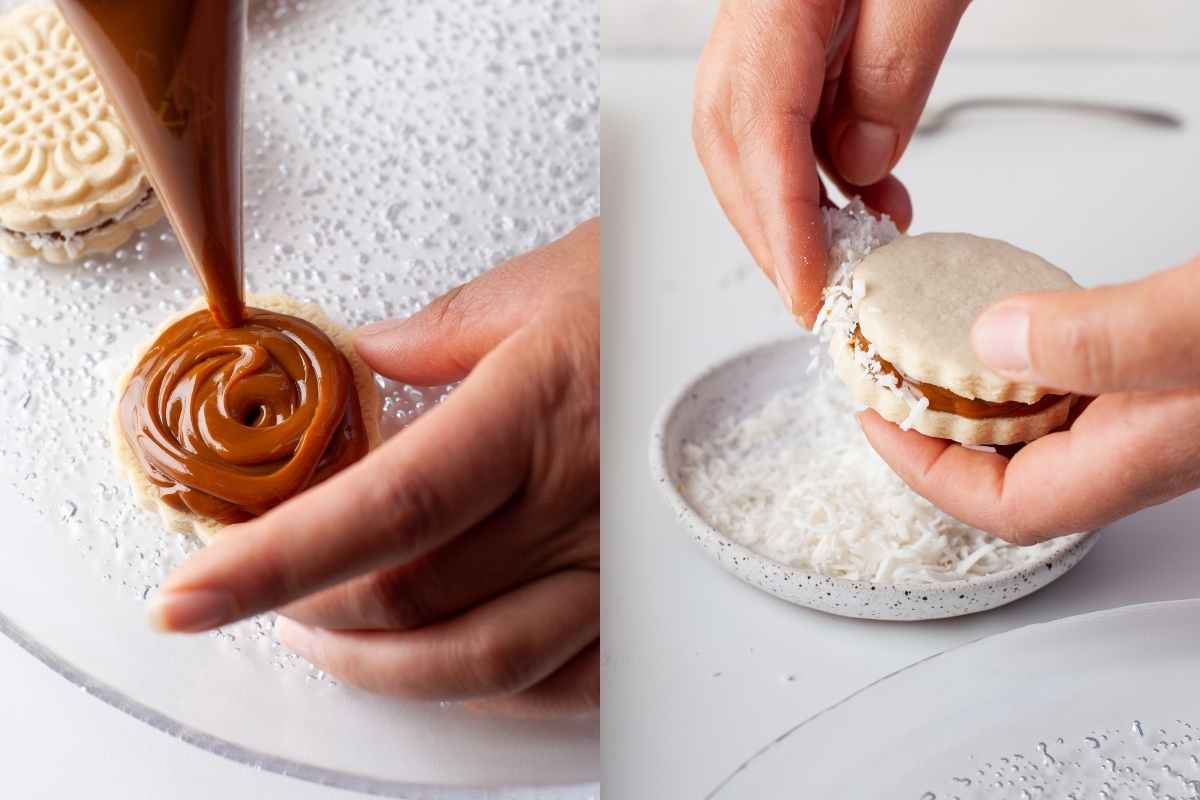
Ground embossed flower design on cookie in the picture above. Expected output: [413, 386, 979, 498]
[0, 14, 105, 146]
[0, 6, 162, 262]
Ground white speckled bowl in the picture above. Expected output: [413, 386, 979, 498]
[650, 335, 1099, 621]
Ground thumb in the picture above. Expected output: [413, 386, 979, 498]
[352, 279, 521, 386]
[353, 237, 575, 386]
[971, 259, 1200, 395]
[354, 219, 596, 385]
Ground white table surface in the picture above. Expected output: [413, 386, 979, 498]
[601, 53, 1200, 797]
[602, 0, 1200, 55]
[0, 627, 365, 800]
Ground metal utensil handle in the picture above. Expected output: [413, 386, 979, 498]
[918, 96, 1184, 135]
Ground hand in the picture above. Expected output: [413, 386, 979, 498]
[860, 257, 1200, 543]
[149, 219, 600, 719]
[693, 0, 969, 323]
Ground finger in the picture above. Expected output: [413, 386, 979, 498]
[354, 218, 598, 386]
[1066, 395, 1096, 425]
[854, 175, 912, 232]
[693, 11, 777, 292]
[281, 512, 599, 631]
[726, 2, 839, 324]
[859, 391, 1200, 542]
[826, 0, 970, 186]
[150, 326, 543, 633]
[824, 0, 860, 81]
[815, 143, 913, 231]
[464, 641, 599, 720]
[275, 570, 599, 700]
[858, 410, 1007, 531]
[732, 103, 828, 326]
[814, 76, 912, 232]
[972, 259, 1200, 395]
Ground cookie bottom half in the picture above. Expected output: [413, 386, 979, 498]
[832, 339, 1074, 446]
[0, 193, 164, 265]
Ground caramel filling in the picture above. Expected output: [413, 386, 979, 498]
[850, 327, 1066, 419]
[118, 308, 369, 524]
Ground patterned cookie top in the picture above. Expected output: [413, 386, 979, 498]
[0, 5, 149, 232]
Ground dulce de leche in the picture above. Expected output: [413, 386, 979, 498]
[118, 308, 368, 524]
[850, 327, 1065, 420]
[59, 0, 370, 522]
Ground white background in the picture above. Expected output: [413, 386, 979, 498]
[603, 0, 1200, 55]
[603, 3, 1200, 797]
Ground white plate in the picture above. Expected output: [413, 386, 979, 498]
[650, 335, 1097, 621]
[709, 598, 1200, 798]
[0, 0, 598, 795]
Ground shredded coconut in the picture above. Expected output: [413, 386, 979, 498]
[4, 189, 156, 259]
[811, 198, 898, 343]
[23, 230, 86, 258]
[677, 377, 1063, 584]
[813, 199, 931, 430]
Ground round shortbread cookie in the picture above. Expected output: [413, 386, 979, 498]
[0, 5, 162, 261]
[111, 294, 383, 542]
[855, 233, 1078, 404]
[832, 337, 1074, 446]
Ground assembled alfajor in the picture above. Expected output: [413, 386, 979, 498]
[0, 6, 162, 263]
[828, 232, 1079, 446]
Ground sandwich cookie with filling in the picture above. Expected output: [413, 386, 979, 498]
[829, 232, 1079, 445]
[0, 6, 162, 263]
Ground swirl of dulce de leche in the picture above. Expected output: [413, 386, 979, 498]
[119, 307, 369, 524]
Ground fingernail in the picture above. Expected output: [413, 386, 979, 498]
[355, 318, 404, 339]
[275, 616, 318, 660]
[972, 303, 1032, 376]
[836, 121, 897, 186]
[148, 589, 237, 633]
[773, 268, 798, 315]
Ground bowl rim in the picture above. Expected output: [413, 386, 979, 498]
[648, 333, 1096, 597]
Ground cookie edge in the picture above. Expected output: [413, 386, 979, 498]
[832, 337, 1074, 446]
[0, 195, 164, 264]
